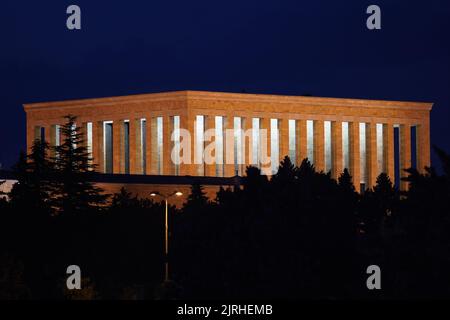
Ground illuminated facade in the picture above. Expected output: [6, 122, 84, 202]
[24, 91, 432, 194]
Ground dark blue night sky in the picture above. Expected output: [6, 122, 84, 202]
[1, 1, 449, 169]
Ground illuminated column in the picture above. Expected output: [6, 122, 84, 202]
[87, 123, 94, 167]
[349, 122, 360, 190]
[205, 115, 216, 177]
[383, 123, 395, 185]
[129, 118, 137, 174]
[49, 125, 57, 147]
[48, 124, 58, 159]
[120, 121, 127, 173]
[138, 118, 146, 174]
[188, 113, 198, 176]
[400, 124, 411, 191]
[279, 118, 289, 162]
[128, 120, 135, 174]
[331, 121, 343, 179]
[214, 116, 225, 177]
[270, 119, 280, 174]
[77, 123, 85, 150]
[113, 120, 123, 174]
[179, 113, 193, 176]
[241, 117, 251, 174]
[163, 116, 174, 175]
[260, 117, 271, 175]
[150, 117, 158, 175]
[297, 119, 307, 166]
[248, 118, 259, 167]
[95, 120, 104, 173]
[417, 118, 431, 174]
[33, 126, 42, 143]
[366, 123, 378, 188]
[193, 115, 205, 176]
[224, 114, 235, 177]
[91, 122, 99, 171]
[313, 120, 325, 172]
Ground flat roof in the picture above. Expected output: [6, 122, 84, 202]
[23, 90, 433, 112]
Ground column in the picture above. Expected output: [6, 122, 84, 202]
[39, 125, 50, 159]
[95, 120, 104, 173]
[37, 125, 45, 143]
[189, 113, 197, 176]
[383, 123, 395, 186]
[224, 115, 235, 177]
[250, 117, 259, 167]
[34, 126, 42, 142]
[150, 117, 158, 175]
[349, 122, 360, 191]
[313, 120, 324, 172]
[76, 123, 87, 168]
[163, 116, 174, 175]
[193, 115, 204, 176]
[260, 117, 271, 175]
[399, 124, 411, 191]
[366, 123, 378, 188]
[416, 118, 431, 174]
[296, 119, 307, 166]
[179, 113, 193, 176]
[241, 117, 251, 175]
[279, 118, 289, 163]
[331, 121, 343, 179]
[46, 125, 55, 159]
[77, 122, 86, 149]
[129, 117, 142, 174]
[113, 120, 123, 174]
[49, 125, 57, 146]
[204, 115, 216, 177]
[120, 121, 127, 173]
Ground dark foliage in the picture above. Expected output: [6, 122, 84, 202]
[1, 133, 450, 299]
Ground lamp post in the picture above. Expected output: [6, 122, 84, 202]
[150, 190, 183, 282]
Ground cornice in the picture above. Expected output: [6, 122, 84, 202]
[23, 90, 433, 112]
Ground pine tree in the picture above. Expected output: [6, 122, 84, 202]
[243, 166, 268, 191]
[373, 172, 396, 210]
[337, 168, 359, 219]
[338, 168, 356, 195]
[272, 156, 297, 185]
[111, 187, 139, 209]
[183, 182, 208, 213]
[51, 115, 108, 215]
[9, 140, 54, 215]
[297, 158, 315, 179]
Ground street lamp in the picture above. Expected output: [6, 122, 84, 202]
[150, 190, 183, 282]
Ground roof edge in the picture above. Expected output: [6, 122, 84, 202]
[23, 90, 434, 112]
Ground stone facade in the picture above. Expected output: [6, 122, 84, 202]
[23, 90, 433, 200]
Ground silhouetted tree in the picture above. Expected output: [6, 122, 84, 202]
[338, 168, 356, 194]
[8, 141, 54, 215]
[183, 182, 209, 214]
[272, 156, 296, 185]
[111, 187, 140, 209]
[51, 115, 108, 215]
[373, 173, 396, 218]
[4, 132, 450, 300]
